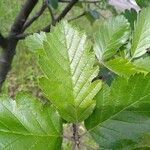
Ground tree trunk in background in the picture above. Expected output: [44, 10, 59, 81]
[0, 0, 38, 89]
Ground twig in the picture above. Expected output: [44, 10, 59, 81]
[15, 32, 33, 39]
[16, 0, 79, 39]
[0, 0, 38, 89]
[42, 0, 79, 32]
[64, 125, 98, 150]
[63, 135, 74, 141]
[68, 12, 85, 22]
[72, 123, 80, 150]
[22, 2, 47, 31]
[45, 0, 56, 25]
[0, 33, 7, 49]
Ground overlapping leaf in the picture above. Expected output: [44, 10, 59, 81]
[0, 93, 62, 150]
[123, 8, 137, 30]
[134, 56, 150, 72]
[26, 21, 102, 123]
[85, 74, 150, 149]
[94, 15, 130, 61]
[25, 32, 46, 54]
[104, 57, 147, 78]
[135, 0, 150, 8]
[131, 8, 150, 58]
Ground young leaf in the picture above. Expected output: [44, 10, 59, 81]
[94, 16, 130, 61]
[85, 74, 150, 149]
[25, 32, 46, 54]
[31, 21, 102, 123]
[123, 8, 137, 30]
[131, 8, 150, 58]
[104, 57, 147, 78]
[0, 93, 62, 149]
[134, 56, 150, 72]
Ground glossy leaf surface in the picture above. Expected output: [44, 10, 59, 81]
[94, 16, 130, 61]
[85, 74, 150, 149]
[131, 8, 150, 58]
[134, 56, 150, 72]
[0, 93, 62, 150]
[27, 21, 102, 122]
[104, 57, 146, 78]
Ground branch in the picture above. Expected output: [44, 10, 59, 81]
[10, 0, 38, 34]
[63, 135, 74, 141]
[72, 123, 80, 150]
[45, 0, 56, 25]
[42, 0, 79, 32]
[68, 12, 85, 22]
[22, 2, 47, 31]
[0, 33, 7, 49]
[0, 0, 38, 89]
[16, 0, 79, 39]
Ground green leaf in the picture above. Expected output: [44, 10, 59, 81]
[104, 57, 147, 78]
[94, 16, 130, 61]
[135, 0, 150, 8]
[0, 93, 62, 150]
[30, 21, 102, 123]
[85, 74, 150, 149]
[25, 32, 46, 54]
[131, 8, 150, 59]
[47, 0, 58, 9]
[123, 8, 137, 30]
[138, 133, 150, 148]
[134, 56, 150, 72]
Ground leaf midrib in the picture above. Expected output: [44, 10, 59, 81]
[131, 12, 148, 57]
[62, 24, 90, 122]
[0, 130, 61, 138]
[87, 93, 150, 133]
